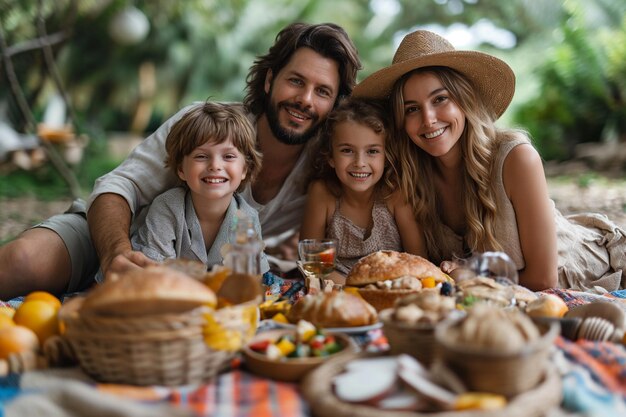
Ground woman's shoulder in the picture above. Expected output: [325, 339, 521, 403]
[503, 139, 542, 170]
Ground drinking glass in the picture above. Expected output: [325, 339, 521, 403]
[297, 239, 336, 278]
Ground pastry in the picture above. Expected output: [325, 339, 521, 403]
[287, 291, 377, 328]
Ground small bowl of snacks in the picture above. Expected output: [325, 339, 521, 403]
[380, 289, 459, 365]
[435, 304, 559, 397]
[243, 320, 357, 382]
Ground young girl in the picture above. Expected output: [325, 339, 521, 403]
[353, 30, 626, 292]
[299, 98, 427, 277]
[131, 101, 270, 273]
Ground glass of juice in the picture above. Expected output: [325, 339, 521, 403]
[297, 239, 336, 278]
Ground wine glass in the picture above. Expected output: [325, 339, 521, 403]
[297, 239, 336, 278]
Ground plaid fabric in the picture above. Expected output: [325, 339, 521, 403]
[167, 370, 308, 417]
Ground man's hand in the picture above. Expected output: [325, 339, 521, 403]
[105, 250, 157, 279]
[88, 193, 142, 277]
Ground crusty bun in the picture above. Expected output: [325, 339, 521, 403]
[346, 251, 449, 286]
[345, 251, 450, 311]
[81, 265, 217, 316]
[525, 294, 568, 318]
[287, 291, 377, 328]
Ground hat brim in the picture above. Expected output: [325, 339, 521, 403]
[352, 50, 515, 119]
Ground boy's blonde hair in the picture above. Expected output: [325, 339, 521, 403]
[165, 101, 262, 191]
[310, 97, 400, 199]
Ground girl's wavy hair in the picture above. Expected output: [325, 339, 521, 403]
[309, 97, 400, 199]
[164, 101, 262, 192]
[391, 66, 519, 262]
[244, 22, 361, 116]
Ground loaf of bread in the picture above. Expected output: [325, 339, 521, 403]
[80, 265, 217, 316]
[345, 251, 450, 311]
[346, 251, 449, 286]
[287, 291, 377, 328]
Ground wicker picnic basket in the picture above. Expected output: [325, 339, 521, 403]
[301, 351, 562, 417]
[57, 296, 249, 386]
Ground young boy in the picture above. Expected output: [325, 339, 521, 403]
[130, 101, 270, 273]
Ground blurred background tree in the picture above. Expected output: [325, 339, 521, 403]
[1, 0, 625, 196]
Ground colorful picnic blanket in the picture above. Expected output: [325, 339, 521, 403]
[1, 288, 626, 416]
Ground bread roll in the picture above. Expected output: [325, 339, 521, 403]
[287, 291, 377, 328]
[346, 251, 449, 286]
[345, 251, 450, 311]
[525, 294, 568, 318]
[81, 265, 217, 316]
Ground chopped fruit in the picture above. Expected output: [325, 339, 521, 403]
[421, 277, 436, 288]
[454, 392, 507, 410]
[272, 312, 289, 323]
[248, 339, 272, 352]
[296, 320, 316, 342]
[248, 323, 344, 360]
[265, 344, 282, 360]
[275, 337, 297, 356]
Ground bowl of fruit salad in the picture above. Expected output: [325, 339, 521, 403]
[243, 320, 358, 382]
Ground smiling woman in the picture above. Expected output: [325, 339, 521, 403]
[353, 28, 626, 293]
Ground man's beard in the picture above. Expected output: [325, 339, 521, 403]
[265, 93, 321, 146]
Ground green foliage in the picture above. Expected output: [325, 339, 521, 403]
[0, 136, 123, 199]
[512, 2, 626, 160]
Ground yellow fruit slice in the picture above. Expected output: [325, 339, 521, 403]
[271, 312, 289, 324]
[454, 392, 507, 410]
[13, 300, 60, 346]
[421, 277, 436, 288]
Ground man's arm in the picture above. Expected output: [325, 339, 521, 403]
[88, 193, 155, 277]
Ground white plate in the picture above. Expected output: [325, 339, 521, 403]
[262, 320, 383, 334]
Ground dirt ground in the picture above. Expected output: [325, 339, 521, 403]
[1, 177, 625, 243]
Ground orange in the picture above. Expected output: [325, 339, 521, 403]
[13, 299, 60, 345]
[24, 291, 62, 310]
[0, 325, 39, 359]
[0, 315, 15, 330]
[0, 305, 15, 319]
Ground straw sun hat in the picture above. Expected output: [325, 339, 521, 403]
[352, 30, 516, 119]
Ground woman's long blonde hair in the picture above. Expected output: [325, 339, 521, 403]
[391, 66, 521, 262]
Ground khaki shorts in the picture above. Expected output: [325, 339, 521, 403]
[34, 199, 99, 292]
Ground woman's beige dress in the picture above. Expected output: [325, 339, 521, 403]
[430, 137, 626, 293]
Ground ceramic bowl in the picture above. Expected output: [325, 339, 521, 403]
[242, 329, 357, 382]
